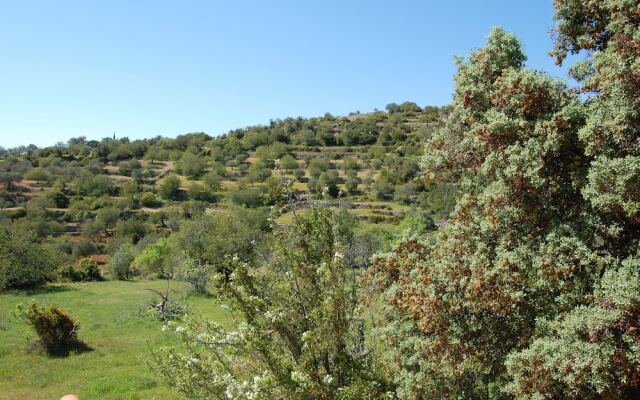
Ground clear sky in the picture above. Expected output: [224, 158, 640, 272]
[0, 1, 563, 148]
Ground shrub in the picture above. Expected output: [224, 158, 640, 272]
[345, 177, 359, 194]
[202, 172, 222, 192]
[342, 157, 360, 171]
[158, 174, 182, 200]
[181, 200, 207, 219]
[153, 207, 391, 399]
[18, 301, 88, 357]
[80, 259, 101, 279]
[114, 218, 148, 243]
[278, 155, 299, 171]
[140, 192, 163, 208]
[59, 258, 102, 282]
[372, 175, 394, 200]
[71, 239, 97, 258]
[178, 257, 210, 294]
[187, 184, 217, 203]
[230, 187, 263, 208]
[293, 168, 305, 181]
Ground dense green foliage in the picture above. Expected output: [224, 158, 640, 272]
[364, 3, 640, 398]
[154, 207, 392, 400]
[0, 223, 62, 290]
[17, 301, 87, 357]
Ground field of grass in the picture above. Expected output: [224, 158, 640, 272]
[0, 280, 231, 400]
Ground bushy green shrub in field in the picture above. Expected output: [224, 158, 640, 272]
[18, 301, 88, 357]
[140, 192, 163, 208]
[59, 258, 102, 282]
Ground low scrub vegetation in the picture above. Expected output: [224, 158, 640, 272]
[17, 301, 90, 357]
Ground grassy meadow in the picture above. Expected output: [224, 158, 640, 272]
[0, 281, 230, 400]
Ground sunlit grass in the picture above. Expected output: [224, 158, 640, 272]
[0, 280, 230, 400]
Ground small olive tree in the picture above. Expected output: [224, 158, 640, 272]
[109, 244, 134, 280]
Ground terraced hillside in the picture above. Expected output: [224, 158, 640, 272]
[0, 102, 455, 270]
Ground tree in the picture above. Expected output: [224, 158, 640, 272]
[153, 207, 392, 399]
[502, 2, 640, 398]
[118, 159, 141, 176]
[187, 183, 216, 203]
[230, 187, 264, 208]
[24, 168, 52, 185]
[114, 217, 148, 244]
[0, 225, 61, 290]
[120, 181, 138, 200]
[177, 152, 207, 179]
[365, 27, 604, 398]
[316, 172, 339, 198]
[279, 154, 299, 171]
[345, 176, 358, 195]
[158, 174, 182, 200]
[202, 172, 222, 192]
[293, 168, 305, 181]
[45, 188, 69, 208]
[109, 244, 134, 280]
[95, 207, 120, 230]
[174, 208, 269, 277]
[0, 171, 22, 190]
[140, 192, 163, 208]
[76, 174, 113, 196]
[134, 238, 173, 278]
[372, 175, 394, 200]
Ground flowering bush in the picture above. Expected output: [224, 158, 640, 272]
[153, 207, 393, 399]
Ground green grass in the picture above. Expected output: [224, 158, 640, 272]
[0, 280, 231, 400]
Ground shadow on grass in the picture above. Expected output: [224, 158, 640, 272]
[65, 340, 95, 357]
[33, 338, 95, 358]
[19, 285, 79, 296]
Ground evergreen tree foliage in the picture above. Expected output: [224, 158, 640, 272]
[366, 19, 640, 397]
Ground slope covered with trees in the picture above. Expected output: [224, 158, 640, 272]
[0, 102, 449, 291]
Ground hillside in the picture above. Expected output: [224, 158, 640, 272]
[0, 102, 454, 269]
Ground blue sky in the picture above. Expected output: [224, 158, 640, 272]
[0, 1, 563, 148]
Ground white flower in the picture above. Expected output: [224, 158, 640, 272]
[323, 374, 334, 385]
[290, 370, 310, 387]
[175, 326, 185, 333]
